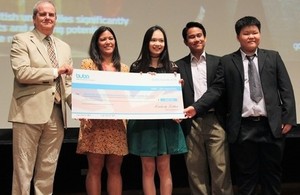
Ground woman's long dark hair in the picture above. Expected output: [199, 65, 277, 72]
[89, 26, 121, 71]
[134, 25, 171, 73]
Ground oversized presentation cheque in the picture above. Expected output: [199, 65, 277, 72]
[72, 69, 185, 119]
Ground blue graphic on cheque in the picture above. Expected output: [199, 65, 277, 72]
[72, 83, 181, 91]
[160, 98, 177, 102]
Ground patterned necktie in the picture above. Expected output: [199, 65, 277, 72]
[45, 36, 61, 103]
[247, 55, 263, 103]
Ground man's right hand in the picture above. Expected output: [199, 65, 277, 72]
[184, 106, 196, 118]
[58, 64, 73, 75]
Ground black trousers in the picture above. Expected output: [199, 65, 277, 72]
[231, 117, 285, 195]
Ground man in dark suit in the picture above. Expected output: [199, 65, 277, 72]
[8, 1, 73, 194]
[176, 22, 233, 195]
[184, 16, 296, 195]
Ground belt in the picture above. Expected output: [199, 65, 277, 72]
[242, 116, 267, 122]
[207, 108, 215, 114]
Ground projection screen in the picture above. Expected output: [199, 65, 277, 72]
[0, 0, 299, 129]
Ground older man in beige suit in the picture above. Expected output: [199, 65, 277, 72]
[8, 1, 73, 194]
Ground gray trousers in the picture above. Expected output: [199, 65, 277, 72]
[185, 113, 233, 195]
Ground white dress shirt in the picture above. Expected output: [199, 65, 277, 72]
[191, 52, 207, 102]
[240, 50, 267, 117]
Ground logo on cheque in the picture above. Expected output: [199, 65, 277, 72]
[76, 73, 89, 79]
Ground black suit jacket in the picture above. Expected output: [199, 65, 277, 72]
[176, 53, 226, 135]
[192, 49, 297, 143]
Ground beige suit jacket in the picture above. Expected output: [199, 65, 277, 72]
[8, 29, 72, 127]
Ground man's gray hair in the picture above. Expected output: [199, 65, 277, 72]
[32, 0, 56, 19]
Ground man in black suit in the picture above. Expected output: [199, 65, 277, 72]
[176, 22, 233, 195]
[184, 16, 296, 195]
